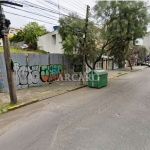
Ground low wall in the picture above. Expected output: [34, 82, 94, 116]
[0, 53, 73, 92]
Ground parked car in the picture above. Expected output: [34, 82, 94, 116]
[20, 44, 28, 49]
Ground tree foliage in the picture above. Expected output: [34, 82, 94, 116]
[93, 1, 149, 68]
[58, 14, 104, 69]
[10, 22, 49, 50]
[59, 1, 149, 70]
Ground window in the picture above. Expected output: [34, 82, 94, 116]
[52, 34, 56, 45]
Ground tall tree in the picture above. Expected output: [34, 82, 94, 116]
[126, 45, 148, 69]
[10, 22, 49, 50]
[93, 1, 149, 68]
[59, 1, 149, 70]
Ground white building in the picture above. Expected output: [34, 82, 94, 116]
[37, 29, 63, 54]
[143, 33, 150, 52]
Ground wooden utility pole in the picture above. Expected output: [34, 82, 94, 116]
[81, 5, 90, 85]
[0, 4, 17, 104]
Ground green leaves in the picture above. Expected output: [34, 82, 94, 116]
[10, 22, 49, 50]
[93, 0, 149, 65]
[58, 13, 104, 69]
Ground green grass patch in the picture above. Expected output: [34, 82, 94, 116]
[0, 103, 15, 114]
[0, 46, 47, 54]
[118, 72, 123, 75]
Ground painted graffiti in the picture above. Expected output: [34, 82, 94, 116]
[13, 62, 40, 88]
[13, 62, 65, 87]
[0, 69, 4, 84]
[40, 64, 63, 82]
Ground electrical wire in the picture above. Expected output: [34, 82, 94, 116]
[73, 0, 87, 7]
[4, 11, 58, 25]
[77, 0, 87, 6]
[3, 4, 59, 21]
[26, 7, 60, 19]
[43, 0, 85, 17]
[22, 0, 67, 16]
[36, 0, 64, 14]
[63, 0, 86, 12]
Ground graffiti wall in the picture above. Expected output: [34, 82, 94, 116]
[13, 62, 64, 88]
[0, 52, 73, 92]
[40, 64, 62, 82]
[13, 62, 40, 88]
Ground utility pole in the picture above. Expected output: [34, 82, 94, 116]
[81, 5, 90, 85]
[0, 3, 17, 104]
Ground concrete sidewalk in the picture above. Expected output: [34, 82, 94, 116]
[0, 66, 147, 112]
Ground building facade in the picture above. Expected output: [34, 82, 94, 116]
[37, 29, 63, 54]
[143, 33, 150, 52]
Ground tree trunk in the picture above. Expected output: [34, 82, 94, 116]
[85, 55, 93, 70]
[85, 55, 102, 71]
[118, 58, 124, 68]
[93, 62, 97, 70]
[127, 59, 133, 70]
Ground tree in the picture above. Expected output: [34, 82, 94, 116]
[10, 22, 49, 50]
[59, 1, 149, 70]
[10, 30, 24, 43]
[126, 45, 148, 69]
[93, 1, 149, 68]
[58, 14, 104, 70]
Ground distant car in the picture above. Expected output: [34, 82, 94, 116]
[20, 44, 28, 49]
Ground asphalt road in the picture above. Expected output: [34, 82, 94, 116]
[0, 68, 150, 150]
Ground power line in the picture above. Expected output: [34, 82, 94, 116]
[36, 0, 64, 14]
[43, 0, 85, 17]
[3, 4, 59, 21]
[77, 0, 87, 6]
[63, 0, 86, 12]
[73, 0, 86, 7]
[22, 0, 68, 16]
[26, 6, 60, 19]
[4, 11, 58, 25]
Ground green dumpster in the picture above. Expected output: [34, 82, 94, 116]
[88, 70, 108, 88]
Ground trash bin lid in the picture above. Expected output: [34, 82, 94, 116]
[88, 69, 108, 76]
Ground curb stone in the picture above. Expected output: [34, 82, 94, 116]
[8, 99, 39, 111]
[5, 85, 87, 112]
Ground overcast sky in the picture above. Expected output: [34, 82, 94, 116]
[2, 0, 95, 31]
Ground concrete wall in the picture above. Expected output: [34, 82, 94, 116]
[0, 52, 117, 93]
[0, 52, 73, 93]
[37, 30, 63, 54]
[0, 53, 8, 92]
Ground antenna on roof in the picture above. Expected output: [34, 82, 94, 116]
[0, 0, 23, 7]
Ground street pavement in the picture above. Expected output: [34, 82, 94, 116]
[0, 66, 150, 150]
